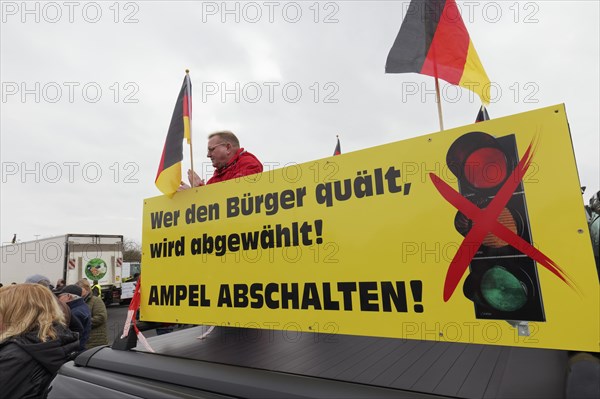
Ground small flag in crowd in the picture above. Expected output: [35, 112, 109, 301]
[333, 135, 341, 156]
[121, 276, 155, 352]
[475, 105, 490, 122]
[155, 71, 192, 197]
[385, 0, 491, 105]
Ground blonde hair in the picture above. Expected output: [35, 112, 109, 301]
[0, 284, 66, 342]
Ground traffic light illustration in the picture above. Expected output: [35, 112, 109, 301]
[445, 132, 545, 322]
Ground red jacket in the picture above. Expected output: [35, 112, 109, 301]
[207, 148, 263, 184]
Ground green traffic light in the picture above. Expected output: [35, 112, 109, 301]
[481, 266, 527, 312]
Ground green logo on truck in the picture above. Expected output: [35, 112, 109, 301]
[85, 258, 107, 280]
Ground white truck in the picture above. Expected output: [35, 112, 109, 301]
[120, 261, 141, 302]
[0, 233, 124, 304]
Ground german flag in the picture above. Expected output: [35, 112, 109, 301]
[155, 73, 192, 196]
[475, 105, 490, 122]
[386, 0, 490, 105]
[333, 136, 341, 156]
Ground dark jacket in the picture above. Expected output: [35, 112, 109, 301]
[67, 297, 91, 351]
[57, 299, 84, 342]
[83, 294, 109, 348]
[0, 325, 79, 399]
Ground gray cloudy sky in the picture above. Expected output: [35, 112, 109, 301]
[1, 0, 598, 244]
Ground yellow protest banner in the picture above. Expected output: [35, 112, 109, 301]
[141, 104, 599, 352]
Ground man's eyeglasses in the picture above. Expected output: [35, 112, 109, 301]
[207, 142, 227, 153]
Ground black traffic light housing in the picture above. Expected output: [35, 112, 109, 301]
[446, 132, 545, 322]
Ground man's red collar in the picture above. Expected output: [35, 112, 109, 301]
[215, 148, 245, 175]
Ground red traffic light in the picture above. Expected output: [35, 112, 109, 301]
[447, 132, 510, 191]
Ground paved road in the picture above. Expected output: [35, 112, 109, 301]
[107, 304, 193, 345]
[106, 303, 158, 344]
[106, 304, 130, 344]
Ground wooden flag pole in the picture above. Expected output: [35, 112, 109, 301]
[186, 69, 195, 186]
[189, 136, 195, 186]
[434, 76, 444, 131]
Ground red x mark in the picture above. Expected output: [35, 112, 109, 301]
[430, 139, 575, 302]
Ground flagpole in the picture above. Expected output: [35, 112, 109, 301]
[186, 69, 195, 186]
[189, 136, 195, 187]
[434, 76, 444, 131]
[430, 38, 444, 131]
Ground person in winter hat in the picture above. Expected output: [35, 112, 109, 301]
[57, 284, 91, 351]
[25, 274, 54, 290]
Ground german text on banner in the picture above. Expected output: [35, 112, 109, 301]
[141, 105, 598, 352]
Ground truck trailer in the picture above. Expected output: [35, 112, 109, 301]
[0, 233, 124, 303]
[120, 261, 141, 302]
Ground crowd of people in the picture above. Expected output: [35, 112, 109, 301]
[0, 276, 109, 398]
[0, 130, 262, 398]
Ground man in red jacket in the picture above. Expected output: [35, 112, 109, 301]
[180, 131, 263, 189]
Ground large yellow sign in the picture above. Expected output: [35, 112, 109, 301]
[141, 104, 599, 352]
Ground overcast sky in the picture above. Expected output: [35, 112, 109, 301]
[1, 0, 598, 244]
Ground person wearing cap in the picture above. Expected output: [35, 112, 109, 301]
[25, 274, 54, 290]
[57, 284, 91, 351]
[25, 274, 85, 342]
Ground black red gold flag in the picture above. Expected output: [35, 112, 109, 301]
[333, 136, 341, 156]
[155, 73, 192, 196]
[475, 105, 490, 122]
[386, 0, 491, 105]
